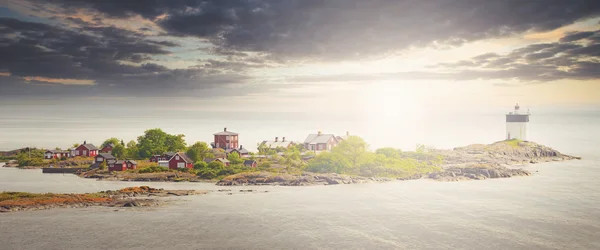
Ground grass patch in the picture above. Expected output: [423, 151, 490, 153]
[504, 139, 523, 148]
[0, 192, 112, 207]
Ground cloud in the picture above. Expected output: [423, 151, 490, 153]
[426, 29, 600, 82]
[559, 30, 596, 42]
[25, 0, 600, 61]
[291, 29, 600, 84]
[0, 17, 256, 97]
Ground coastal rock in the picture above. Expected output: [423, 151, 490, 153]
[0, 186, 207, 213]
[215, 172, 391, 186]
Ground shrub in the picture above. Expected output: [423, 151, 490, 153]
[194, 161, 208, 170]
[138, 166, 169, 173]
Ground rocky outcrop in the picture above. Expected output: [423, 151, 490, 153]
[217, 140, 579, 185]
[428, 165, 531, 181]
[428, 140, 579, 182]
[216, 172, 392, 186]
[437, 140, 578, 168]
[0, 186, 208, 213]
[79, 170, 204, 182]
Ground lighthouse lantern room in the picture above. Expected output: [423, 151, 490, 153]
[506, 103, 530, 141]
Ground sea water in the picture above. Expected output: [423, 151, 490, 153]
[0, 108, 599, 249]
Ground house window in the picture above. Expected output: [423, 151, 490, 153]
[329, 144, 332, 150]
[83, 151, 87, 156]
[176, 156, 180, 160]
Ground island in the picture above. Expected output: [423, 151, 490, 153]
[0, 186, 208, 213]
[1, 128, 580, 187]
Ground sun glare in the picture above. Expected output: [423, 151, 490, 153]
[361, 82, 421, 127]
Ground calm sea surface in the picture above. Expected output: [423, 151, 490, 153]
[0, 109, 599, 249]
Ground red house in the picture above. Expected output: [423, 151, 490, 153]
[100, 143, 114, 153]
[73, 141, 98, 157]
[243, 160, 257, 168]
[150, 152, 176, 163]
[95, 153, 116, 163]
[125, 160, 137, 170]
[225, 146, 249, 157]
[168, 152, 194, 169]
[108, 160, 127, 171]
[44, 150, 70, 159]
[213, 127, 238, 150]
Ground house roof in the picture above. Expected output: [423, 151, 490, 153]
[97, 153, 116, 159]
[203, 158, 230, 164]
[260, 140, 296, 148]
[214, 131, 239, 136]
[107, 160, 117, 164]
[102, 143, 115, 148]
[114, 160, 125, 164]
[304, 134, 336, 144]
[79, 143, 98, 150]
[164, 152, 176, 158]
[225, 148, 249, 154]
[46, 150, 69, 154]
[126, 160, 137, 165]
[170, 152, 193, 163]
[243, 160, 256, 165]
[217, 158, 230, 163]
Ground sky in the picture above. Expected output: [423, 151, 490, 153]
[1, 0, 600, 150]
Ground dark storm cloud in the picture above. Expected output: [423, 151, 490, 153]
[0, 17, 170, 78]
[28, 0, 600, 60]
[0, 17, 250, 97]
[559, 31, 596, 42]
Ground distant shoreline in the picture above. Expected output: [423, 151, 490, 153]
[2, 140, 580, 186]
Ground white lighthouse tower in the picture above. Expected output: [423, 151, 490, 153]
[506, 103, 530, 141]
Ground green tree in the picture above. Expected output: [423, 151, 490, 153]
[294, 143, 306, 152]
[207, 161, 224, 170]
[120, 139, 125, 146]
[186, 142, 213, 162]
[257, 142, 269, 155]
[304, 151, 350, 174]
[125, 140, 139, 159]
[99, 161, 107, 170]
[331, 136, 368, 168]
[375, 147, 401, 159]
[165, 134, 187, 152]
[16, 148, 44, 167]
[101, 138, 121, 148]
[227, 152, 243, 165]
[193, 161, 208, 170]
[136, 129, 186, 158]
[112, 144, 125, 158]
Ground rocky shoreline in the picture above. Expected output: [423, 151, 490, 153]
[0, 186, 208, 213]
[216, 172, 393, 186]
[429, 140, 579, 181]
[217, 140, 580, 185]
[5, 140, 580, 186]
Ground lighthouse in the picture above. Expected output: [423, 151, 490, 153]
[506, 103, 530, 141]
